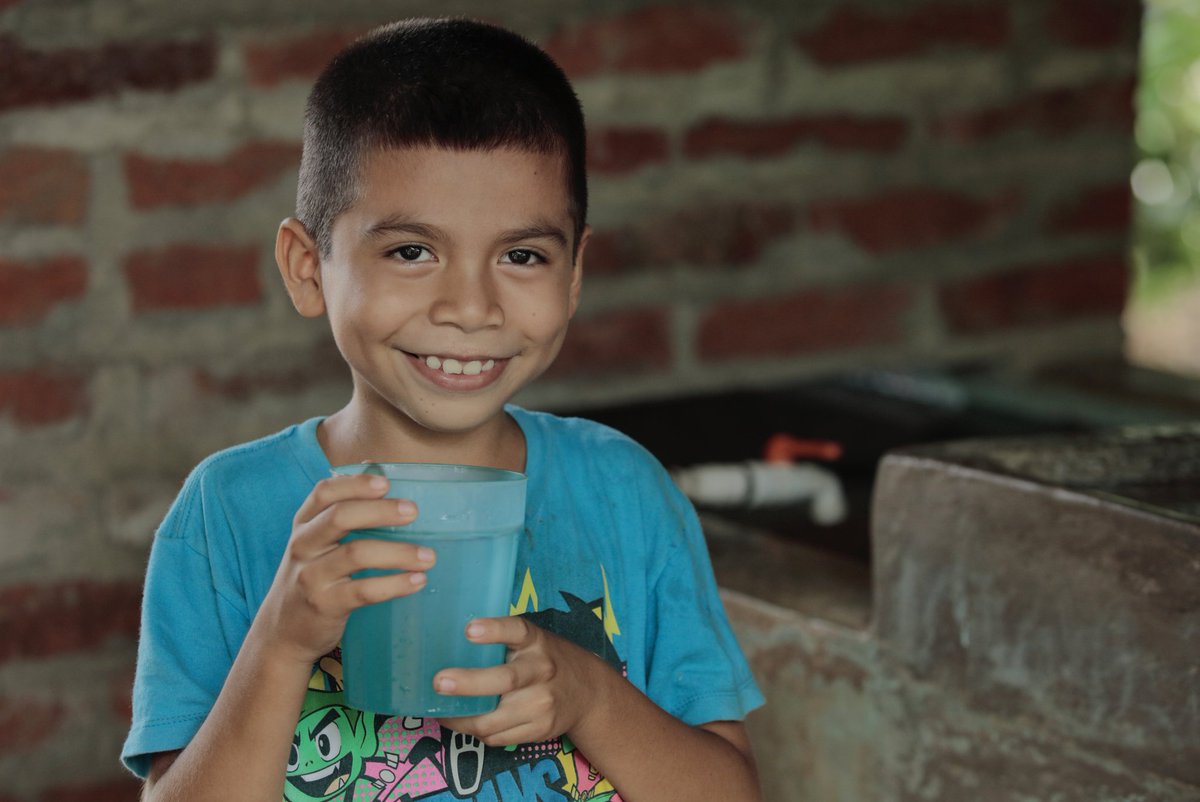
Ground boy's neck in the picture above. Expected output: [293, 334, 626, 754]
[317, 401, 526, 473]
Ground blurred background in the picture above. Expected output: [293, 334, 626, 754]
[1128, 0, 1200, 376]
[1, 0, 1198, 800]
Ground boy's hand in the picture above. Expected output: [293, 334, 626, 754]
[256, 473, 434, 666]
[434, 617, 603, 746]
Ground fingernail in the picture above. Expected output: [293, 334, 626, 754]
[466, 622, 485, 639]
[410, 572, 426, 586]
[417, 547, 435, 564]
[397, 500, 416, 515]
[436, 676, 457, 693]
[369, 476, 388, 490]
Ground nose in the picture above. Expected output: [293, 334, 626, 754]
[428, 263, 504, 331]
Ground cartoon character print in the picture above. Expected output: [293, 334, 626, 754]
[285, 654, 389, 802]
[287, 567, 627, 802]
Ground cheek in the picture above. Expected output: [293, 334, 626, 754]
[513, 280, 574, 331]
[518, 301, 570, 340]
[334, 277, 422, 333]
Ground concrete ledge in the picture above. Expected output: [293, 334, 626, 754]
[872, 429, 1200, 787]
[717, 424, 1200, 801]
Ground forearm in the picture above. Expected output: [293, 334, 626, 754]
[144, 620, 312, 801]
[569, 655, 762, 802]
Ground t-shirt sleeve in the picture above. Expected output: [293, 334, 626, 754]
[120, 473, 249, 778]
[643, 472, 765, 726]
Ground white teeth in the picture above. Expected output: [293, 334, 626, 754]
[421, 355, 498, 375]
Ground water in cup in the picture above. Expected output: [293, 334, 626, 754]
[332, 463, 526, 717]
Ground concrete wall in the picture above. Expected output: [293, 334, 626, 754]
[718, 425, 1200, 802]
[0, 0, 1143, 797]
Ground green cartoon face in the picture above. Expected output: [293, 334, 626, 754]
[284, 705, 369, 802]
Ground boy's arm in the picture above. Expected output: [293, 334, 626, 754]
[437, 616, 763, 802]
[139, 474, 430, 801]
[570, 652, 760, 800]
[141, 629, 313, 800]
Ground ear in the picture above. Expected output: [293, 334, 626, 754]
[568, 225, 589, 318]
[275, 217, 326, 318]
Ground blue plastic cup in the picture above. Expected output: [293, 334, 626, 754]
[331, 462, 526, 717]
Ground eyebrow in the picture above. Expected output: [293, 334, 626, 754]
[496, 223, 569, 249]
[366, 216, 569, 249]
[308, 709, 341, 739]
[365, 216, 446, 241]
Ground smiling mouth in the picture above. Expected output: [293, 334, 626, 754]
[418, 353, 498, 376]
[401, 350, 513, 386]
[287, 753, 353, 798]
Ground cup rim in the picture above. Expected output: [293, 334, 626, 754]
[330, 462, 527, 483]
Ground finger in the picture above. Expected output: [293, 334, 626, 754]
[294, 474, 391, 525]
[328, 570, 429, 613]
[466, 721, 546, 749]
[433, 657, 544, 699]
[331, 537, 437, 577]
[462, 616, 539, 648]
[293, 498, 418, 556]
[438, 689, 545, 747]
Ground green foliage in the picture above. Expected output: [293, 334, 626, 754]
[1134, 0, 1200, 301]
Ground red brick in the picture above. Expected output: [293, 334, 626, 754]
[698, 284, 914, 360]
[110, 664, 135, 723]
[547, 308, 672, 378]
[40, 777, 144, 802]
[0, 147, 89, 226]
[0, 256, 87, 325]
[544, 6, 746, 78]
[0, 369, 88, 426]
[935, 75, 1136, 142]
[124, 244, 262, 312]
[244, 28, 366, 87]
[587, 127, 671, 175]
[1048, 0, 1140, 49]
[124, 141, 301, 209]
[938, 253, 1129, 334]
[810, 187, 1018, 254]
[194, 342, 348, 401]
[0, 696, 65, 753]
[1049, 183, 1131, 234]
[581, 230, 631, 275]
[795, 3, 1009, 66]
[684, 115, 908, 159]
[0, 34, 215, 112]
[0, 579, 140, 662]
[586, 203, 801, 274]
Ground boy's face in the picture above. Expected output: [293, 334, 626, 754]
[307, 146, 583, 436]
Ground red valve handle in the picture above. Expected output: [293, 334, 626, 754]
[763, 432, 843, 463]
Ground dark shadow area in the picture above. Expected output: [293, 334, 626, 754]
[562, 360, 1200, 628]
[568, 364, 1094, 565]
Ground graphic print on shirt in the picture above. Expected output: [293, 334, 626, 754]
[287, 565, 627, 802]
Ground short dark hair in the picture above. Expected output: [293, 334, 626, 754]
[297, 18, 588, 257]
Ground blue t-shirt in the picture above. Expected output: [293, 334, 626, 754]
[122, 406, 763, 800]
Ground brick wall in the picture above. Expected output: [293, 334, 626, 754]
[0, 0, 1140, 796]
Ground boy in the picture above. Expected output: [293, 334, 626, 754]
[123, 18, 764, 801]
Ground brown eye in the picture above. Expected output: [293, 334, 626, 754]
[503, 249, 543, 266]
[395, 245, 426, 261]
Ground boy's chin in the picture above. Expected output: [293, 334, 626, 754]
[403, 399, 512, 438]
